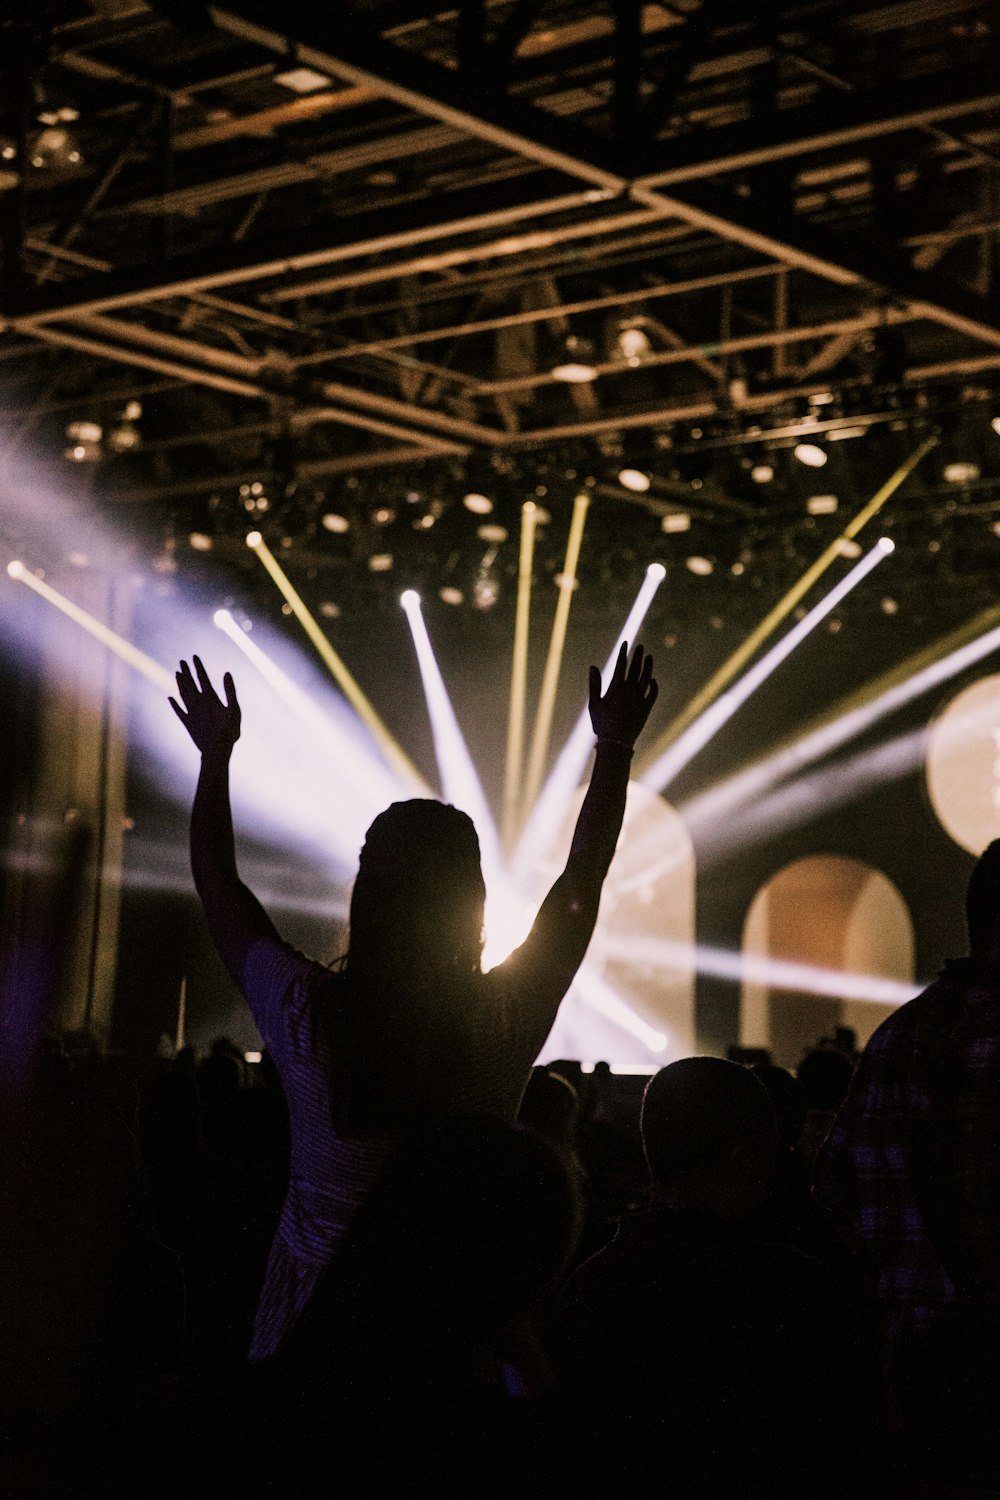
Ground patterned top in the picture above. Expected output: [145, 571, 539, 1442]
[242, 935, 564, 1361]
[814, 958, 1000, 1351]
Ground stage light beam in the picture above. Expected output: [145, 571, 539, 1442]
[513, 563, 666, 882]
[636, 435, 937, 776]
[680, 604, 1000, 845]
[502, 501, 538, 852]
[7, 561, 174, 692]
[521, 491, 590, 821]
[245, 530, 426, 794]
[401, 589, 504, 877]
[642, 538, 893, 793]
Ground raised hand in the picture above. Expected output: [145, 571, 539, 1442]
[170, 656, 241, 757]
[588, 642, 658, 750]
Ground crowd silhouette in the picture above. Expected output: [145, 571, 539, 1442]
[3, 642, 1000, 1496]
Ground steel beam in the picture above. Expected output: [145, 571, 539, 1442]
[15, 176, 609, 322]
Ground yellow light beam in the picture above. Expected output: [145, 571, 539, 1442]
[502, 501, 538, 851]
[6, 560, 174, 691]
[245, 532, 427, 794]
[636, 433, 937, 774]
[521, 491, 589, 819]
[764, 599, 1000, 766]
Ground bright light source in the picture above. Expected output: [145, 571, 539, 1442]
[807, 494, 838, 515]
[368, 553, 393, 572]
[835, 538, 862, 559]
[881, 597, 899, 615]
[189, 531, 213, 551]
[274, 66, 332, 92]
[686, 556, 713, 576]
[617, 326, 651, 360]
[877, 536, 895, 554]
[213, 608, 233, 628]
[66, 420, 102, 444]
[552, 361, 597, 383]
[7, 560, 24, 579]
[319, 601, 341, 619]
[646, 562, 666, 581]
[477, 523, 508, 543]
[662, 512, 691, 534]
[810, 391, 835, 405]
[321, 512, 349, 533]
[399, 589, 420, 610]
[106, 422, 140, 453]
[991, 417, 1000, 437]
[750, 464, 774, 484]
[795, 442, 828, 467]
[244, 1051, 262, 1064]
[943, 461, 980, 484]
[246, 531, 263, 548]
[124, 400, 143, 422]
[619, 467, 651, 492]
[463, 492, 493, 514]
[439, 586, 463, 605]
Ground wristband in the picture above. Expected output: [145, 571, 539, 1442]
[596, 737, 634, 755]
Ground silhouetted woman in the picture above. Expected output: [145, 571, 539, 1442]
[171, 642, 657, 1359]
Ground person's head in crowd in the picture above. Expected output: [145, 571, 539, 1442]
[641, 1057, 779, 1220]
[965, 837, 1000, 960]
[347, 800, 485, 991]
[797, 1046, 854, 1113]
[518, 1066, 580, 1151]
[751, 1062, 807, 1151]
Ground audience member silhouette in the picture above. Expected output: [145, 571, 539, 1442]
[171, 641, 657, 1360]
[814, 839, 1000, 1485]
[553, 1057, 883, 1495]
[815, 837, 1000, 1357]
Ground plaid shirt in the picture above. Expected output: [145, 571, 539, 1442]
[814, 958, 1000, 1350]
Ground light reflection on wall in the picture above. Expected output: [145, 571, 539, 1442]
[925, 674, 1000, 855]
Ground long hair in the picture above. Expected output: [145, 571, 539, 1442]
[328, 801, 487, 1134]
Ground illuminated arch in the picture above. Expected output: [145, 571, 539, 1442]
[741, 855, 914, 1067]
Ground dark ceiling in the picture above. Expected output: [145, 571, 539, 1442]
[2, 0, 1000, 651]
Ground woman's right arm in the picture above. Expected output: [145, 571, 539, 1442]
[172, 657, 281, 988]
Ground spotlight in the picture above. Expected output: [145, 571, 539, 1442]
[246, 531, 263, 548]
[124, 400, 143, 422]
[662, 512, 691, 534]
[275, 65, 332, 92]
[991, 416, 1000, 437]
[794, 442, 828, 467]
[477, 523, 508, 543]
[618, 467, 651, 492]
[551, 335, 597, 383]
[400, 589, 420, 610]
[439, 586, 464, 606]
[807, 495, 838, 515]
[473, 572, 500, 610]
[321, 513, 349, 533]
[750, 464, 774, 484]
[189, 531, 213, 552]
[646, 562, 666, 581]
[213, 608, 233, 628]
[943, 461, 980, 484]
[463, 492, 493, 515]
[616, 325, 651, 362]
[319, 601, 341, 619]
[372, 506, 395, 525]
[686, 556, 713, 576]
[368, 554, 394, 572]
[7, 560, 24, 579]
[877, 536, 895, 554]
[66, 420, 102, 444]
[881, 597, 899, 615]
